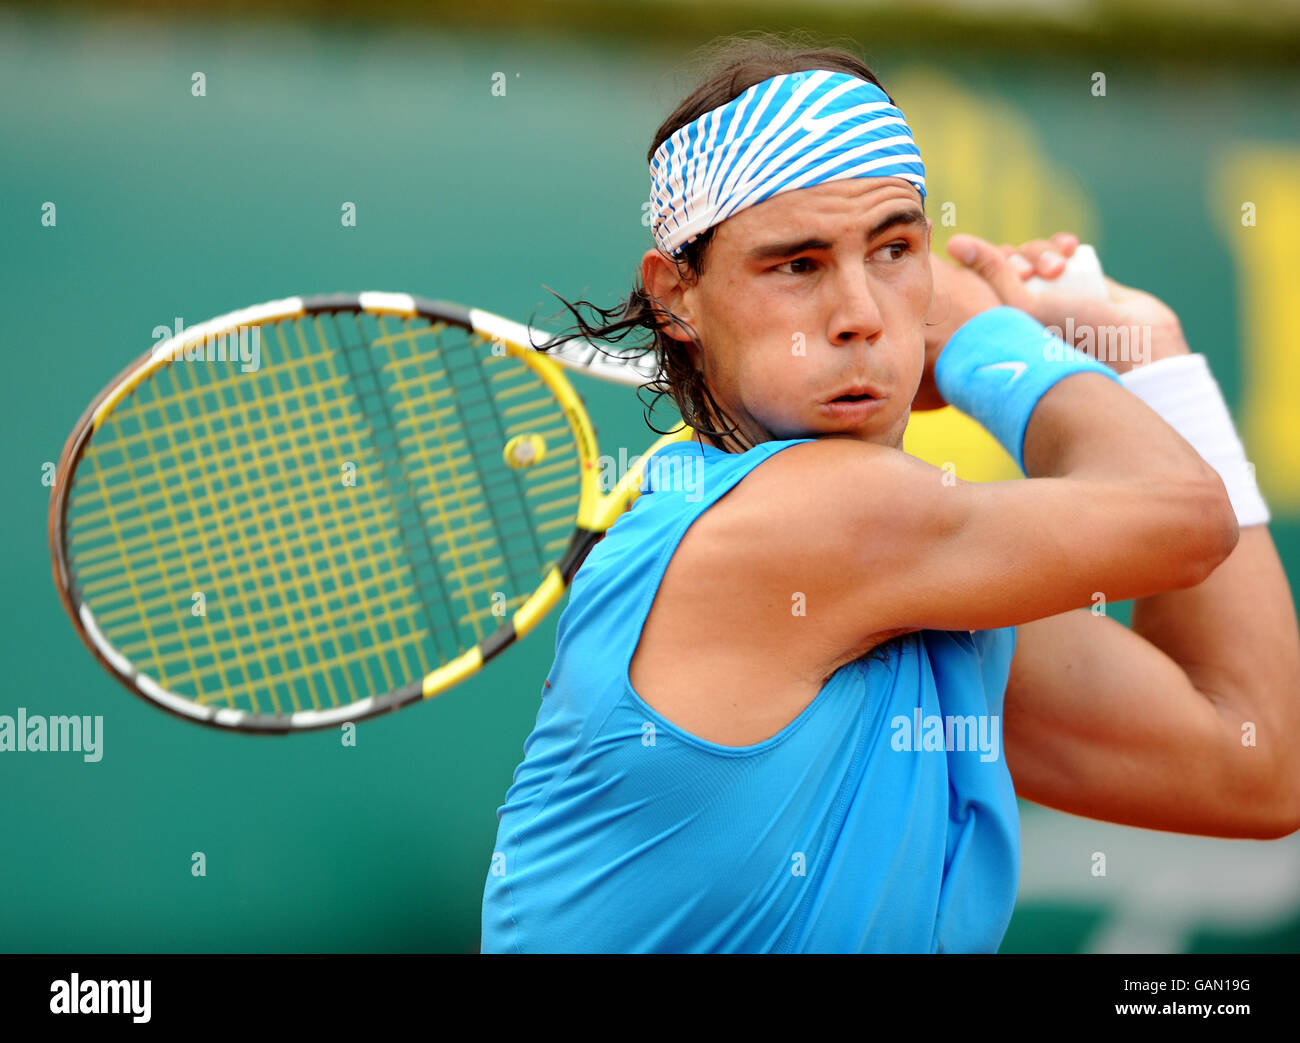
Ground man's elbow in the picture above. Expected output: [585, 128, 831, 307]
[1179, 477, 1240, 588]
[1247, 791, 1300, 841]
[1269, 762, 1300, 839]
[1238, 747, 1300, 840]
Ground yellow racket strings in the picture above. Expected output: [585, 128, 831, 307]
[64, 313, 581, 717]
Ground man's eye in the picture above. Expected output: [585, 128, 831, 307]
[775, 257, 816, 274]
[881, 241, 911, 261]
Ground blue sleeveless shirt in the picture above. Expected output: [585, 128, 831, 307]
[481, 438, 1020, 953]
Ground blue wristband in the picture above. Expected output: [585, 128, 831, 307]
[934, 306, 1122, 473]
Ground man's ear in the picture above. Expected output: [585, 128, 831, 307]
[639, 249, 697, 346]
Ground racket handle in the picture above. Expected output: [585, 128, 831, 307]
[1023, 243, 1107, 300]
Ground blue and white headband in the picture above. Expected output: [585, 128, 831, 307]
[648, 70, 926, 257]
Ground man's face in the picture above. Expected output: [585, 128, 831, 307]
[643, 177, 933, 449]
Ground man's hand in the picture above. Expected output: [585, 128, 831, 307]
[948, 232, 1191, 373]
[915, 231, 1193, 410]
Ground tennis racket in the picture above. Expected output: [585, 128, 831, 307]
[49, 293, 691, 733]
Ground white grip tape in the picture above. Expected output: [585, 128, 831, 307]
[1023, 244, 1108, 300]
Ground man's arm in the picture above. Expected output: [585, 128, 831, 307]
[707, 346, 1236, 669]
[986, 232, 1300, 838]
[1003, 539, 1300, 839]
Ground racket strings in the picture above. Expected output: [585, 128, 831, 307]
[68, 382, 389, 594]
[71, 318, 422, 712]
[175, 315, 416, 709]
[72, 321, 426, 711]
[64, 311, 584, 717]
[369, 322, 579, 627]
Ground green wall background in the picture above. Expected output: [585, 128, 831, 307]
[2, 8, 1297, 953]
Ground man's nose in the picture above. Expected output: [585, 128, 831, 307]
[828, 264, 885, 344]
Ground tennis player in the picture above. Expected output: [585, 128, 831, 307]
[480, 37, 1300, 954]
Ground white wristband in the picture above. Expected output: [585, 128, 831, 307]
[1119, 353, 1270, 527]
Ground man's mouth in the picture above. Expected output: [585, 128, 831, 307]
[827, 384, 884, 404]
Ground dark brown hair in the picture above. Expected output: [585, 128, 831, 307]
[538, 32, 894, 453]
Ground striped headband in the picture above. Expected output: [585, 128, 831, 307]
[649, 70, 926, 257]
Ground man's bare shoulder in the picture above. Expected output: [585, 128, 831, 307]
[700, 436, 910, 548]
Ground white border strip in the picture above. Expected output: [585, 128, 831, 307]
[358, 291, 417, 316]
[79, 603, 133, 677]
[292, 698, 374, 728]
[81, 603, 234, 724]
[468, 308, 658, 388]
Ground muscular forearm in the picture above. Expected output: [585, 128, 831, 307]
[1131, 526, 1300, 818]
[1113, 329, 1300, 817]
